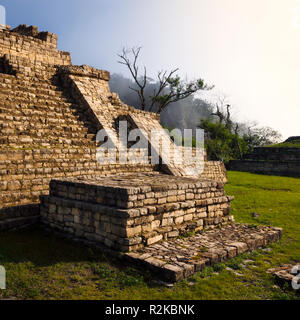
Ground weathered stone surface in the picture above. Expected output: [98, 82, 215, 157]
[0, 24, 227, 221]
[41, 173, 234, 251]
[267, 263, 300, 286]
[124, 223, 282, 282]
[227, 242, 248, 254]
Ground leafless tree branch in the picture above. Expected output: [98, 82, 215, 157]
[118, 47, 212, 113]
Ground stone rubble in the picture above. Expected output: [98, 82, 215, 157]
[125, 223, 282, 282]
[267, 264, 300, 286]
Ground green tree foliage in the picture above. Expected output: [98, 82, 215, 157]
[243, 126, 282, 153]
[199, 119, 248, 163]
[199, 94, 282, 162]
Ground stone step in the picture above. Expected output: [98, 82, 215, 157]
[0, 130, 95, 140]
[0, 83, 69, 95]
[49, 173, 225, 208]
[0, 163, 157, 178]
[0, 131, 93, 141]
[0, 215, 40, 231]
[124, 223, 282, 282]
[40, 193, 233, 252]
[0, 103, 82, 113]
[0, 101, 93, 128]
[0, 163, 157, 180]
[0, 137, 96, 148]
[0, 124, 91, 132]
[0, 96, 71, 107]
[1, 88, 69, 100]
[0, 89, 71, 102]
[0, 166, 159, 209]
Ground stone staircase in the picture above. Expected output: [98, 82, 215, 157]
[0, 72, 97, 148]
[0, 66, 157, 211]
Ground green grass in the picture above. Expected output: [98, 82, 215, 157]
[0, 171, 300, 300]
[266, 141, 300, 148]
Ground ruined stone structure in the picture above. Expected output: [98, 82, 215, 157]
[40, 173, 234, 252]
[0, 24, 226, 228]
[228, 145, 300, 178]
[0, 25, 282, 281]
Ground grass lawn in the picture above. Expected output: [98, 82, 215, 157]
[0, 171, 300, 300]
[266, 141, 300, 148]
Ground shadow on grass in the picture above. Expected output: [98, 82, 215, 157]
[0, 224, 115, 267]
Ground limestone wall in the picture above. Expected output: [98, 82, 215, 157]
[228, 159, 300, 177]
[40, 173, 234, 252]
[228, 147, 300, 178]
[0, 24, 71, 66]
[244, 147, 300, 161]
[201, 161, 227, 183]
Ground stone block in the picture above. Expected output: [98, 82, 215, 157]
[162, 264, 184, 282]
[147, 234, 163, 245]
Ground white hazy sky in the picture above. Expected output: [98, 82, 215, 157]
[3, 0, 300, 139]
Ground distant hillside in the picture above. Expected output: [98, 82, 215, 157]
[267, 136, 300, 148]
[109, 73, 214, 133]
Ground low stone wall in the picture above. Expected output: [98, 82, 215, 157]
[228, 147, 300, 178]
[245, 147, 300, 162]
[0, 147, 156, 209]
[228, 160, 300, 178]
[0, 204, 40, 231]
[40, 173, 234, 252]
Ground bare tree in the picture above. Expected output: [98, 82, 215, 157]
[210, 94, 233, 129]
[118, 47, 213, 113]
[225, 104, 233, 130]
[233, 122, 240, 135]
[117, 47, 148, 109]
[211, 104, 225, 124]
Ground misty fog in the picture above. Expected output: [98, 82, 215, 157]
[109, 73, 214, 133]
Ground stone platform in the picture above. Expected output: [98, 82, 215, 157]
[40, 172, 234, 252]
[125, 223, 282, 282]
[40, 172, 282, 283]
